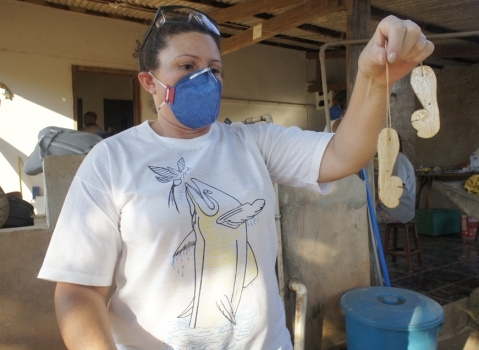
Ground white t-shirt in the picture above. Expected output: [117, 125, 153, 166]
[39, 121, 333, 349]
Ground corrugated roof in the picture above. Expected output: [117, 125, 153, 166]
[15, 0, 479, 69]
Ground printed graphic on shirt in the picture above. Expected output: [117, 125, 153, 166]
[159, 305, 257, 349]
[149, 161, 265, 331]
[149, 157, 190, 212]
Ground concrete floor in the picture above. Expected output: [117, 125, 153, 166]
[438, 329, 479, 350]
[360, 224, 479, 350]
[381, 227, 479, 306]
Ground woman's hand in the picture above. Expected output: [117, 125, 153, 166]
[358, 15, 435, 86]
[318, 16, 434, 183]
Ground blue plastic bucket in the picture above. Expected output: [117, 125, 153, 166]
[340, 287, 444, 350]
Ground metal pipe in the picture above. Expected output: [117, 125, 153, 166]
[319, 39, 368, 132]
[319, 31, 479, 131]
[222, 97, 315, 109]
[289, 279, 308, 350]
[17, 157, 23, 196]
[274, 182, 286, 303]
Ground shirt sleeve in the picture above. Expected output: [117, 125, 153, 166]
[234, 123, 335, 193]
[38, 145, 122, 286]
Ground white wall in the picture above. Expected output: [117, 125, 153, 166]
[220, 44, 321, 128]
[0, 0, 144, 197]
[0, 51, 74, 197]
[0, 0, 333, 198]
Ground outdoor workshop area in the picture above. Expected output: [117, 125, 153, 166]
[1, 0, 479, 349]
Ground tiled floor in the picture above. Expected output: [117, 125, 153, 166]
[378, 224, 479, 306]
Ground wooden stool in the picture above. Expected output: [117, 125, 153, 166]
[383, 221, 423, 273]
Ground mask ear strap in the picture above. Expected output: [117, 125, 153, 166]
[149, 72, 176, 105]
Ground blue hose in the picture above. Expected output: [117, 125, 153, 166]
[360, 168, 391, 287]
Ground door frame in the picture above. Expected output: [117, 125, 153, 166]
[72, 65, 140, 130]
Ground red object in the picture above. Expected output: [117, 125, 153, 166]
[165, 86, 176, 104]
[463, 216, 478, 239]
[461, 215, 468, 235]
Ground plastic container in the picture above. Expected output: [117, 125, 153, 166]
[463, 216, 478, 239]
[341, 286, 444, 350]
[415, 209, 461, 236]
[461, 215, 468, 236]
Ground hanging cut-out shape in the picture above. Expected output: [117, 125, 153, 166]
[410, 65, 440, 138]
[378, 127, 403, 208]
[377, 42, 402, 209]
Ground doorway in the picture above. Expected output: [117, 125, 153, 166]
[104, 99, 134, 133]
[72, 65, 140, 133]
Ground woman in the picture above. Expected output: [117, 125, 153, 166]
[39, 5, 433, 349]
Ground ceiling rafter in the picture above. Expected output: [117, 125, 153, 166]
[433, 45, 479, 58]
[11, 0, 479, 67]
[207, 0, 306, 23]
[183, 0, 229, 8]
[371, 6, 479, 45]
[220, 0, 347, 55]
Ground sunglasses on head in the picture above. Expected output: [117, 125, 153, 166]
[140, 5, 220, 53]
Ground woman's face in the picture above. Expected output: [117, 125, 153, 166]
[154, 31, 223, 88]
[144, 31, 223, 136]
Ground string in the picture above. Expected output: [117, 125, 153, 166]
[385, 42, 392, 128]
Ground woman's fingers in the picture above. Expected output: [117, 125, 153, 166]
[405, 33, 434, 63]
[380, 16, 434, 64]
[360, 15, 434, 84]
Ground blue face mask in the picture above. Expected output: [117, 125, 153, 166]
[149, 68, 222, 129]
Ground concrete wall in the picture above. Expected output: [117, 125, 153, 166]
[0, 154, 92, 349]
[0, 223, 64, 350]
[280, 176, 370, 349]
[389, 75, 418, 166]
[390, 64, 479, 169]
[43, 155, 86, 228]
[415, 64, 479, 168]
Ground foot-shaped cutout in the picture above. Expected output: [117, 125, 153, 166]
[378, 128, 403, 208]
[410, 65, 440, 138]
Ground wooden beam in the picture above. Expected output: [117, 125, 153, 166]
[307, 82, 347, 93]
[208, 0, 306, 23]
[432, 45, 479, 58]
[346, 0, 370, 101]
[305, 50, 346, 60]
[220, 0, 347, 55]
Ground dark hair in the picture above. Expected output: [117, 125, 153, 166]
[84, 111, 97, 119]
[137, 21, 221, 72]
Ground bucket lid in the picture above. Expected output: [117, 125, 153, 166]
[340, 287, 444, 331]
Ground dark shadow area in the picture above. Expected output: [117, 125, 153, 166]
[379, 223, 479, 305]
